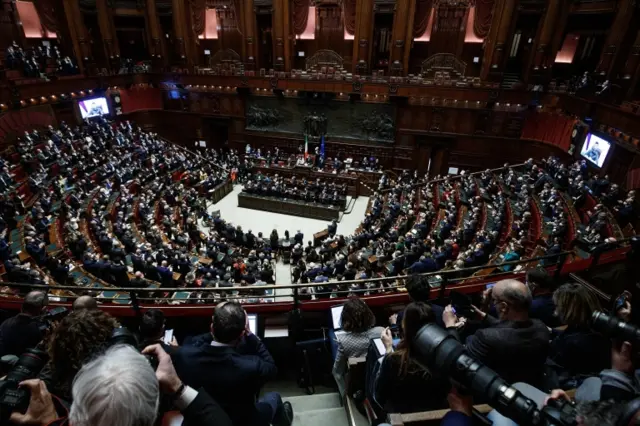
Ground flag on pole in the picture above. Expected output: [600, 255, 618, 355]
[304, 134, 308, 160]
[320, 135, 325, 159]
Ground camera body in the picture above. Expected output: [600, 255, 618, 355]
[37, 307, 69, 333]
[0, 348, 48, 420]
[110, 327, 158, 370]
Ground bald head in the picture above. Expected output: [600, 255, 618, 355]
[73, 295, 98, 311]
[23, 291, 48, 316]
[493, 279, 532, 317]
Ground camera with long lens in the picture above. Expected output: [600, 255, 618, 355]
[412, 324, 577, 426]
[591, 311, 640, 342]
[0, 348, 48, 421]
[110, 327, 158, 370]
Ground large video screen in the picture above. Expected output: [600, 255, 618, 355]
[78, 97, 110, 119]
[580, 133, 612, 168]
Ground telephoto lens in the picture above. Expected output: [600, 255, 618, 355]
[0, 348, 48, 418]
[592, 311, 640, 343]
[412, 324, 551, 426]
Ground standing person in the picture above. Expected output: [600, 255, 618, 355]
[173, 302, 293, 426]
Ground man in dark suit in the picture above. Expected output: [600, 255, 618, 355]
[0, 291, 48, 357]
[443, 279, 550, 388]
[139, 309, 176, 353]
[173, 302, 293, 426]
[327, 220, 337, 237]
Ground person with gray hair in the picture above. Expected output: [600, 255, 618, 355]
[72, 295, 98, 311]
[9, 344, 233, 426]
[70, 345, 159, 426]
[442, 279, 550, 387]
[0, 290, 48, 357]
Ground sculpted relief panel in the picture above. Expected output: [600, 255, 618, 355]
[245, 96, 396, 143]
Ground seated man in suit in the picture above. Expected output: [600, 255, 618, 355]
[173, 302, 293, 426]
[443, 279, 550, 388]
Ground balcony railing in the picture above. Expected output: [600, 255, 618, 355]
[0, 246, 630, 317]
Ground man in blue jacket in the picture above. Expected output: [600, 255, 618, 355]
[173, 302, 293, 426]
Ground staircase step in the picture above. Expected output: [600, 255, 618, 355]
[284, 392, 342, 413]
[292, 407, 349, 426]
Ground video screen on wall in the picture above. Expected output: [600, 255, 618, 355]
[78, 97, 110, 119]
[580, 133, 612, 168]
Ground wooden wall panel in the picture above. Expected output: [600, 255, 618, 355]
[397, 105, 526, 138]
[189, 92, 244, 117]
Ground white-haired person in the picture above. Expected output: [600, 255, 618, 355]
[9, 344, 232, 426]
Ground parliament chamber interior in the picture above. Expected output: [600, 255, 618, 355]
[2, 0, 640, 425]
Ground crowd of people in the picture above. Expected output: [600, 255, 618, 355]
[0, 269, 636, 426]
[0, 115, 635, 314]
[5, 41, 79, 78]
[326, 274, 636, 426]
[0, 294, 292, 426]
[0, 113, 635, 426]
[243, 173, 348, 207]
[244, 143, 384, 174]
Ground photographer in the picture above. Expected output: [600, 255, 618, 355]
[442, 279, 550, 388]
[40, 309, 118, 401]
[0, 291, 48, 357]
[576, 310, 640, 403]
[9, 344, 233, 426]
[442, 387, 625, 426]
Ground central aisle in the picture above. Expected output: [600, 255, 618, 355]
[206, 185, 369, 244]
[200, 184, 370, 293]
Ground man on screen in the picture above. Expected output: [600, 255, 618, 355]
[584, 140, 602, 165]
[88, 104, 105, 117]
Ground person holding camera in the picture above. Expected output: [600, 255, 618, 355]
[0, 291, 48, 358]
[9, 344, 233, 426]
[576, 305, 640, 403]
[39, 308, 119, 401]
[442, 385, 626, 426]
[442, 279, 550, 388]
